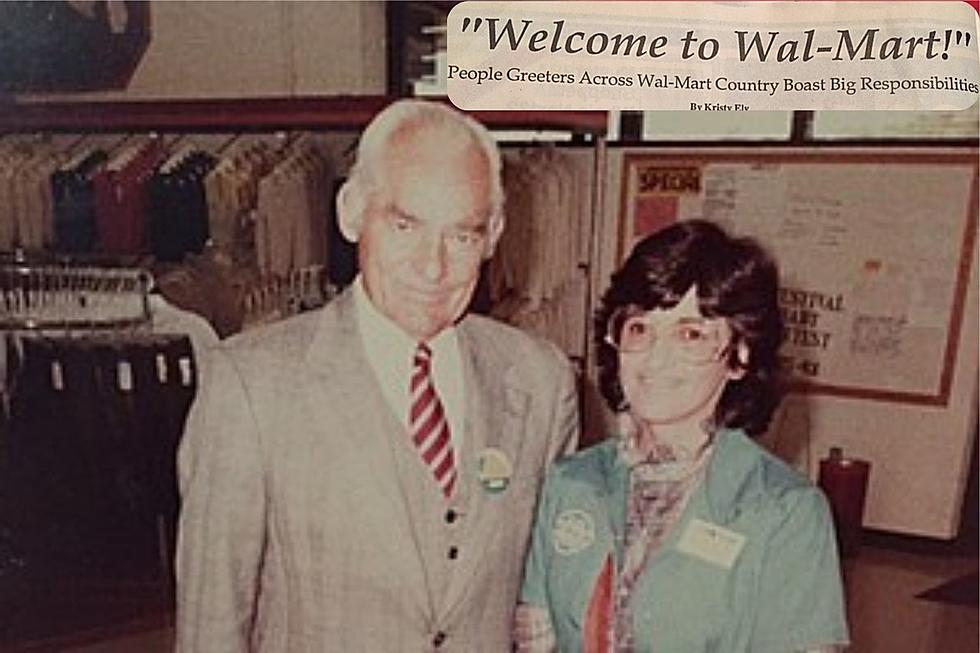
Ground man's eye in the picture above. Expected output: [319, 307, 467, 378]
[453, 231, 482, 246]
[392, 216, 413, 231]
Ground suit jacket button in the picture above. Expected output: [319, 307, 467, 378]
[448, 546, 459, 560]
[445, 509, 458, 524]
[433, 631, 447, 647]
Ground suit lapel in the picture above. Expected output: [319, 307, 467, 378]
[441, 321, 530, 616]
[304, 290, 430, 614]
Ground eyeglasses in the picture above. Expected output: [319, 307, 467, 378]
[604, 309, 730, 364]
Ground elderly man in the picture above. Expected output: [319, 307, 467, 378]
[175, 100, 579, 652]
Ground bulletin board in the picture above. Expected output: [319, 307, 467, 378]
[618, 149, 978, 407]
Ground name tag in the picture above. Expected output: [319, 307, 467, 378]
[676, 518, 746, 569]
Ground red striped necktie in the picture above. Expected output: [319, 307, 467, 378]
[410, 342, 457, 498]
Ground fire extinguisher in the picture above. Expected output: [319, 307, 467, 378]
[818, 447, 871, 558]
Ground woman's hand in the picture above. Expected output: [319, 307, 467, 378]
[514, 603, 557, 653]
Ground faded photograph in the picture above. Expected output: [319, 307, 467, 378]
[0, 2, 976, 652]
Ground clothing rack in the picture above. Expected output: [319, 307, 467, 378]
[0, 95, 608, 359]
[240, 263, 336, 330]
[0, 328, 198, 644]
[0, 254, 152, 332]
[0, 256, 200, 642]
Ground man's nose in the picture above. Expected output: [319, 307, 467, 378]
[415, 232, 448, 282]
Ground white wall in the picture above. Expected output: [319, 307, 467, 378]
[780, 245, 977, 538]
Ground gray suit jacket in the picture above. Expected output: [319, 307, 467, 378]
[175, 289, 579, 652]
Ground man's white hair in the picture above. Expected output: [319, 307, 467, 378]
[348, 100, 505, 227]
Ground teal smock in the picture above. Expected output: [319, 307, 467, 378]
[520, 428, 850, 652]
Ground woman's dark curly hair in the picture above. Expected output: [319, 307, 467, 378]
[594, 219, 784, 436]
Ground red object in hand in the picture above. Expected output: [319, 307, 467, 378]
[584, 553, 614, 653]
[818, 447, 871, 558]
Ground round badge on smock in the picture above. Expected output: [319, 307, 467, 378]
[477, 447, 513, 494]
[553, 509, 595, 555]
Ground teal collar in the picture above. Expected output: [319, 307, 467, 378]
[599, 428, 767, 526]
[701, 429, 768, 524]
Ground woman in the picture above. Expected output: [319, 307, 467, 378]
[515, 220, 849, 652]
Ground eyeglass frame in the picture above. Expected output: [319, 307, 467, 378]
[602, 306, 734, 365]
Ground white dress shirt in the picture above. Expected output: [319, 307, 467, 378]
[353, 276, 465, 455]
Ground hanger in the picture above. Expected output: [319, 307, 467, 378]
[0, 260, 153, 334]
[214, 133, 244, 157]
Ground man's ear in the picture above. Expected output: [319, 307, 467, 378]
[727, 341, 750, 380]
[336, 180, 365, 243]
[482, 213, 505, 259]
